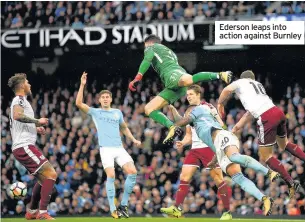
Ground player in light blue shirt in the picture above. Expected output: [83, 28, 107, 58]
[164, 103, 279, 216]
[87, 107, 124, 147]
[76, 72, 141, 219]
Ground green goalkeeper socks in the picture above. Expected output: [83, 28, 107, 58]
[192, 72, 219, 84]
[149, 110, 174, 129]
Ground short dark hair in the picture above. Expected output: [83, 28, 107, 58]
[144, 34, 161, 44]
[187, 84, 202, 95]
[99, 90, 112, 98]
[240, 70, 255, 80]
[8, 73, 27, 93]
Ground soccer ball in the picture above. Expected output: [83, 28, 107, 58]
[9, 182, 27, 199]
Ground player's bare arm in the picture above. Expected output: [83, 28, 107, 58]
[232, 111, 253, 134]
[208, 103, 226, 128]
[76, 72, 90, 113]
[176, 126, 192, 151]
[120, 122, 141, 147]
[168, 105, 183, 122]
[174, 116, 193, 127]
[13, 105, 48, 126]
[218, 84, 237, 104]
[217, 84, 236, 119]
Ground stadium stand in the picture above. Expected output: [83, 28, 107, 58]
[1, 1, 305, 29]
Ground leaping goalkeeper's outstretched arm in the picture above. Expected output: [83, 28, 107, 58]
[129, 47, 154, 92]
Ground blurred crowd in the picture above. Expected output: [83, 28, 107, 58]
[2, 1, 305, 29]
[1, 73, 305, 217]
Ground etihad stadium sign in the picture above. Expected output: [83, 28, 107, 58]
[1, 23, 196, 48]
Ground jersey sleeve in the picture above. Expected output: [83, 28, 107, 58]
[230, 79, 242, 91]
[12, 96, 25, 108]
[189, 107, 202, 121]
[87, 107, 97, 116]
[119, 110, 125, 124]
[202, 103, 218, 117]
[137, 46, 155, 75]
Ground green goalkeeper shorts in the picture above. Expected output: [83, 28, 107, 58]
[159, 69, 188, 104]
[158, 87, 187, 104]
[163, 69, 186, 89]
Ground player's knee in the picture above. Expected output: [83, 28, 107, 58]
[258, 149, 272, 162]
[40, 164, 57, 180]
[214, 177, 223, 187]
[261, 155, 271, 162]
[52, 171, 58, 180]
[178, 74, 192, 87]
[48, 168, 57, 180]
[211, 170, 223, 186]
[226, 163, 241, 176]
[127, 168, 137, 175]
[144, 104, 153, 116]
[106, 171, 115, 178]
[179, 173, 191, 182]
[276, 137, 288, 150]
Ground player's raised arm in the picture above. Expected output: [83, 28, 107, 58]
[206, 103, 226, 129]
[13, 104, 48, 126]
[168, 105, 183, 122]
[169, 105, 192, 149]
[76, 72, 90, 114]
[128, 47, 154, 92]
[163, 114, 192, 145]
[174, 116, 193, 127]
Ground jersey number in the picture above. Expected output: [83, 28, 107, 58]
[249, 82, 266, 95]
[221, 137, 229, 148]
[155, 50, 178, 65]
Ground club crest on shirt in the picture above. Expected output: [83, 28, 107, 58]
[18, 98, 25, 107]
[114, 113, 120, 120]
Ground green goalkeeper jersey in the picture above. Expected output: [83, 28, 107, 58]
[138, 43, 186, 88]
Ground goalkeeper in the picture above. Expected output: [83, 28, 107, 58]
[129, 35, 232, 143]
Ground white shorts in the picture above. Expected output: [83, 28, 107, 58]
[99, 147, 134, 169]
[214, 130, 240, 174]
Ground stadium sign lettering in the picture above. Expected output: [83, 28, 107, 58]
[112, 23, 195, 44]
[1, 24, 195, 48]
[1, 27, 107, 48]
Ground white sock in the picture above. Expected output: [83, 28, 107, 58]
[28, 209, 38, 214]
[39, 210, 47, 214]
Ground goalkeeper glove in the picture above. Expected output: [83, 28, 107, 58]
[129, 73, 143, 92]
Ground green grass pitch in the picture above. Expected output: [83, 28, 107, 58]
[1, 217, 305, 222]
